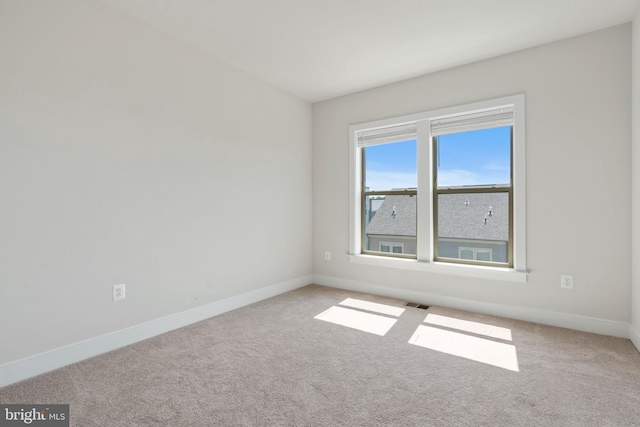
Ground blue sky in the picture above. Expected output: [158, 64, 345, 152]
[364, 126, 511, 190]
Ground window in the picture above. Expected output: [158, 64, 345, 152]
[349, 95, 526, 277]
[433, 122, 512, 267]
[381, 243, 404, 254]
[362, 137, 416, 258]
[458, 247, 493, 261]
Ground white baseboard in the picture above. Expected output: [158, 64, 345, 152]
[313, 274, 631, 339]
[0, 275, 312, 388]
[630, 324, 640, 353]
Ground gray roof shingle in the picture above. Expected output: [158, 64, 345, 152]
[365, 191, 509, 241]
[437, 192, 509, 241]
[365, 195, 416, 237]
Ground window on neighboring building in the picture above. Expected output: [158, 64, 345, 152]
[458, 247, 493, 261]
[350, 95, 526, 272]
[380, 243, 404, 254]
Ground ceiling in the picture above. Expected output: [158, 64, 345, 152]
[99, 0, 639, 103]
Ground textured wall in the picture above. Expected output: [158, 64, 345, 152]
[632, 8, 640, 336]
[313, 25, 632, 322]
[0, 0, 312, 364]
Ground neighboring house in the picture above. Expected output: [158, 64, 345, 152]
[365, 194, 417, 255]
[366, 197, 385, 223]
[365, 192, 508, 262]
[437, 192, 509, 263]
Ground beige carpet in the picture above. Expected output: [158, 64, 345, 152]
[1, 284, 639, 426]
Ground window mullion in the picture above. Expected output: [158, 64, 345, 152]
[416, 121, 432, 262]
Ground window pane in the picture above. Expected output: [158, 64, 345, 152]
[476, 251, 491, 261]
[460, 249, 473, 260]
[436, 126, 511, 188]
[392, 246, 403, 254]
[437, 192, 509, 264]
[364, 194, 416, 256]
[364, 140, 416, 191]
[381, 245, 390, 252]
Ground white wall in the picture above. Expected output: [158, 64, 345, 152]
[313, 25, 632, 324]
[632, 8, 640, 344]
[0, 0, 312, 365]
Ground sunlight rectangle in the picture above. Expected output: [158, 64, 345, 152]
[339, 298, 405, 317]
[409, 325, 519, 372]
[315, 306, 397, 336]
[424, 314, 512, 341]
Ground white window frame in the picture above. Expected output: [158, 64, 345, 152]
[348, 95, 527, 283]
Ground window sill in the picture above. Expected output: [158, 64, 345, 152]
[348, 254, 528, 283]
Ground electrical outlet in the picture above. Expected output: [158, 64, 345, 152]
[560, 275, 573, 290]
[113, 284, 126, 301]
[325, 251, 331, 261]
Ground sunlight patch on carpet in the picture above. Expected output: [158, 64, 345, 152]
[338, 298, 406, 317]
[409, 325, 519, 372]
[315, 306, 398, 336]
[423, 314, 512, 341]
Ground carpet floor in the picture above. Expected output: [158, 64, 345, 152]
[1, 284, 639, 426]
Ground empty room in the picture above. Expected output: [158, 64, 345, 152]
[1, 0, 640, 425]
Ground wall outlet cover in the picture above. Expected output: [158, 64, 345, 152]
[113, 284, 126, 301]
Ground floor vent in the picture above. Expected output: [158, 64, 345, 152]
[405, 302, 430, 310]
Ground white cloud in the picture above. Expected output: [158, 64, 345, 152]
[483, 163, 509, 171]
[437, 169, 480, 187]
[367, 169, 507, 189]
[365, 171, 416, 191]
